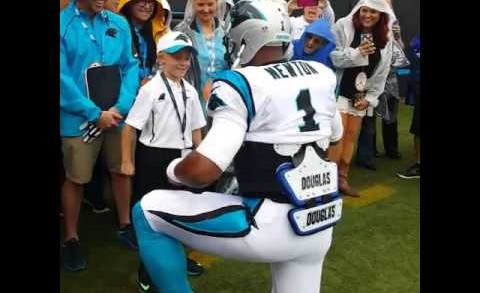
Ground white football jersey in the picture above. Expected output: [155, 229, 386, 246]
[207, 60, 339, 148]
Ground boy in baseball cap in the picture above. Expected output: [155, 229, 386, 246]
[121, 30, 207, 285]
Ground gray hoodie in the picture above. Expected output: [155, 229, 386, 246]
[330, 0, 395, 113]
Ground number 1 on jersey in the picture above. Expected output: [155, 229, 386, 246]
[296, 89, 319, 132]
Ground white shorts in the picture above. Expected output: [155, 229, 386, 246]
[137, 190, 333, 293]
[336, 95, 368, 117]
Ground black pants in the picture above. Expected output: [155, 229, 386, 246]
[132, 143, 182, 204]
[356, 115, 376, 165]
[84, 159, 108, 204]
[410, 93, 420, 135]
[381, 95, 400, 156]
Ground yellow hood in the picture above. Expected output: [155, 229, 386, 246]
[118, 0, 172, 42]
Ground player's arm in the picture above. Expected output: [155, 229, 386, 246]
[167, 80, 249, 188]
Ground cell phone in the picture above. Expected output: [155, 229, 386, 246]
[360, 33, 373, 44]
[297, 0, 319, 8]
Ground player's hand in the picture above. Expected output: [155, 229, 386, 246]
[353, 98, 369, 110]
[96, 111, 123, 130]
[358, 41, 376, 56]
[121, 160, 135, 176]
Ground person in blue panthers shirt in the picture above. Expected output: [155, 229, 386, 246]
[60, 0, 140, 272]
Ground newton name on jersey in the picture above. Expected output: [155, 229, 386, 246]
[263, 61, 320, 80]
[209, 60, 340, 148]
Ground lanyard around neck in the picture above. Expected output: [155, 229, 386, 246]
[134, 28, 149, 77]
[75, 7, 107, 62]
[160, 72, 188, 142]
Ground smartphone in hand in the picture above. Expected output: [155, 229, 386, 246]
[360, 33, 373, 44]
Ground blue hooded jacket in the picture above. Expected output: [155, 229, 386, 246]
[291, 19, 336, 71]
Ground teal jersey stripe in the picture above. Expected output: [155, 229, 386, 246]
[172, 209, 249, 234]
[213, 70, 255, 127]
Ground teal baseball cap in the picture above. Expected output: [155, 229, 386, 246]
[156, 31, 198, 55]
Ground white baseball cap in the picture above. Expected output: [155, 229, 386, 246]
[156, 31, 198, 55]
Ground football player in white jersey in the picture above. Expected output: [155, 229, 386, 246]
[132, 1, 343, 292]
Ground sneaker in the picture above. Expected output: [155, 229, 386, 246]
[83, 198, 110, 214]
[118, 224, 138, 251]
[62, 238, 87, 272]
[187, 258, 205, 276]
[138, 262, 157, 293]
[397, 163, 420, 179]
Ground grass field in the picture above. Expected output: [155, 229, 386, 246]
[60, 103, 419, 293]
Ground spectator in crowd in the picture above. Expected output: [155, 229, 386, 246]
[83, 0, 119, 215]
[131, 1, 342, 292]
[174, 0, 229, 111]
[397, 35, 420, 179]
[291, 18, 336, 70]
[120, 30, 205, 216]
[377, 15, 409, 159]
[377, 0, 408, 160]
[57, 1, 72, 209]
[355, 0, 408, 170]
[118, 0, 172, 85]
[60, 1, 111, 215]
[328, 0, 394, 197]
[63, 0, 125, 216]
[61, 0, 134, 215]
[60, 0, 139, 271]
[287, 0, 335, 40]
[121, 31, 207, 286]
[382, 15, 410, 159]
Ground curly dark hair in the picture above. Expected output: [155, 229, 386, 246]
[352, 8, 390, 49]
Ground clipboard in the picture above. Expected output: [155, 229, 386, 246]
[85, 64, 121, 110]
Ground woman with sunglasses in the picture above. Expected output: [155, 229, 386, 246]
[118, 0, 172, 84]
